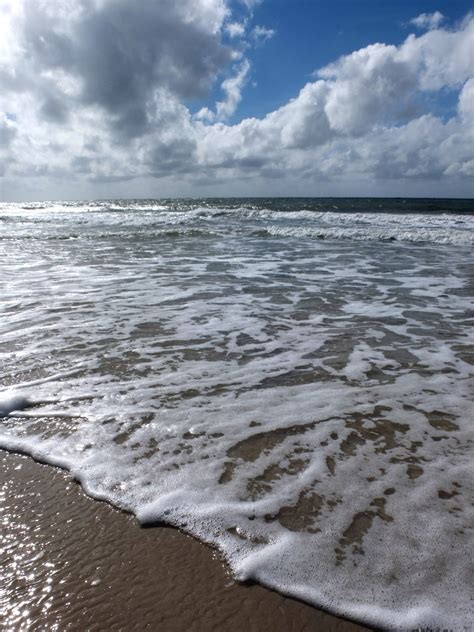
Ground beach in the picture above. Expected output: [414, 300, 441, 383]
[2, 0, 474, 627]
[0, 199, 472, 630]
[1, 449, 369, 631]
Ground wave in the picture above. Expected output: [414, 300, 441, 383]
[1, 213, 471, 245]
[253, 223, 473, 245]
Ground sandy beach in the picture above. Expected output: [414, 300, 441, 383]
[1, 449, 371, 631]
[1, 0, 473, 627]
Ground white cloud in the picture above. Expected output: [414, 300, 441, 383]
[0, 1, 473, 198]
[4, 0, 233, 135]
[400, 18, 474, 90]
[410, 11, 444, 31]
[195, 106, 216, 122]
[267, 81, 332, 148]
[195, 58, 250, 123]
[216, 59, 250, 120]
[239, 0, 262, 9]
[251, 25, 275, 43]
[320, 43, 418, 135]
[226, 21, 246, 38]
[195, 17, 474, 186]
[458, 78, 474, 123]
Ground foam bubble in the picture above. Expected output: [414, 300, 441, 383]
[0, 392, 31, 417]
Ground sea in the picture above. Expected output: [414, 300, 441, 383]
[1, 198, 473, 630]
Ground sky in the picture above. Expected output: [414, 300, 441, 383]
[0, 0, 473, 201]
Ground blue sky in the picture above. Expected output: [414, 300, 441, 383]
[0, 0, 473, 200]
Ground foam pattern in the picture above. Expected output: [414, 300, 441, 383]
[0, 199, 473, 630]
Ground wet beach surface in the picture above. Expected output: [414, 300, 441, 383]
[0, 450, 370, 631]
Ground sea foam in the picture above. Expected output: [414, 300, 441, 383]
[0, 392, 31, 417]
[0, 199, 473, 630]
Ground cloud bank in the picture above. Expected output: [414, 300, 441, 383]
[0, 1, 473, 199]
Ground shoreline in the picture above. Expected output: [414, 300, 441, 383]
[1, 448, 371, 631]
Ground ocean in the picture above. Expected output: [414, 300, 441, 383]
[1, 198, 473, 630]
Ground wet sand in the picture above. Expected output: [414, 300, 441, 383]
[1, 449, 371, 631]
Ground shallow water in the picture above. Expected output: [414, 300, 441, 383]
[1, 199, 473, 630]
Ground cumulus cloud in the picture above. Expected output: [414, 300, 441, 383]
[410, 11, 444, 31]
[319, 44, 418, 134]
[11, 0, 232, 138]
[196, 16, 474, 185]
[0, 1, 473, 198]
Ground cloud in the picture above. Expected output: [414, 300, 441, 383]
[0, 113, 17, 147]
[216, 59, 251, 120]
[226, 21, 246, 38]
[319, 43, 418, 135]
[239, 0, 262, 9]
[458, 78, 474, 123]
[195, 16, 474, 184]
[0, 2, 473, 198]
[195, 58, 250, 122]
[5, 0, 233, 139]
[410, 11, 444, 31]
[267, 81, 333, 148]
[251, 25, 275, 44]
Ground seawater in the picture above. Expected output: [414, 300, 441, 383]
[1, 198, 473, 630]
